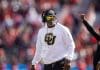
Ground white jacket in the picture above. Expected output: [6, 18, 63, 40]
[32, 23, 75, 65]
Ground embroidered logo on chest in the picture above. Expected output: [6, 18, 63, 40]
[45, 33, 56, 45]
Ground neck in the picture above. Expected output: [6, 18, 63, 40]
[47, 24, 55, 28]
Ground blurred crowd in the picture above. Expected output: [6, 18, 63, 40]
[0, 0, 100, 70]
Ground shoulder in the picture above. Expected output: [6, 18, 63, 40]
[37, 27, 44, 34]
[57, 23, 70, 32]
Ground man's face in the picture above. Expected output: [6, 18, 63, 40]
[46, 15, 55, 23]
[46, 10, 55, 22]
[46, 15, 56, 27]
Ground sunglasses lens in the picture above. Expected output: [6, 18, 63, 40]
[46, 16, 54, 20]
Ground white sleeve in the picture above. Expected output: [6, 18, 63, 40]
[32, 30, 42, 65]
[63, 28, 75, 61]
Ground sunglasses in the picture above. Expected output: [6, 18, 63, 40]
[46, 15, 55, 21]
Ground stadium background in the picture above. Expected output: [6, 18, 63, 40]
[0, 0, 100, 70]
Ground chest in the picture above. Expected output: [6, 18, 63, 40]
[41, 28, 64, 45]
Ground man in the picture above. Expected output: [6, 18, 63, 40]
[80, 14, 100, 70]
[31, 9, 75, 70]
